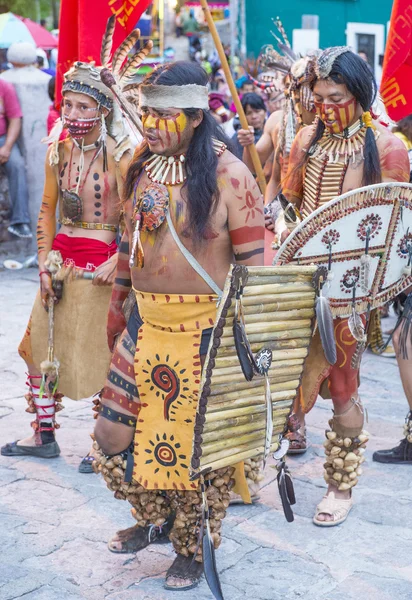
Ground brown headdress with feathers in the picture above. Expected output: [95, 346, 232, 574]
[99, 16, 153, 137]
[254, 18, 319, 157]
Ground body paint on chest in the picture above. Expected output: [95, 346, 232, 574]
[103, 172, 110, 220]
[233, 176, 263, 222]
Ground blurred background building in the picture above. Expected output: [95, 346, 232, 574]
[244, 0, 392, 83]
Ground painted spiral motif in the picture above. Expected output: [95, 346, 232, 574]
[340, 266, 360, 294]
[397, 233, 412, 259]
[356, 214, 382, 241]
[151, 364, 180, 420]
[154, 442, 177, 467]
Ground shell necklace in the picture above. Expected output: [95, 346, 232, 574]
[145, 153, 186, 186]
[144, 138, 227, 186]
[309, 118, 379, 165]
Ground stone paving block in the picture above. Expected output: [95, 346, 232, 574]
[109, 576, 251, 600]
[21, 539, 125, 588]
[219, 546, 333, 600]
[0, 463, 25, 485]
[304, 519, 412, 580]
[11, 588, 84, 600]
[0, 570, 56, 600]
[317, 572, 412, 600]
[0, 478, 93, 520]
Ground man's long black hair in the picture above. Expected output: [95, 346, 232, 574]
[125, 61, 231, 240]
[307, 51, 381, 186]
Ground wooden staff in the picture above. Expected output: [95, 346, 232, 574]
[199, 0, 267, 195]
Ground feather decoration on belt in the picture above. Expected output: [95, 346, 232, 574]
[255, 348, 273, 468]
[129, 211, 144, 269]
[348, 305, 367, 343]
[316, 286, 337, 365]
[40, 251, 64, 402]
[348, 288, 367, 369]
[233, 287, 256, 381]
[278, 192, 300, 223]
[201, 478, 224, 600]
[402, 232, 412, 277]
[276, 459, 295, 523]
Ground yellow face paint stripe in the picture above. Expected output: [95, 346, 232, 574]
[142, 112, 188, 136]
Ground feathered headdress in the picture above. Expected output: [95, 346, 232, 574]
[62, 62, 114, 110]
[314, 46, 351, 79]
[255, 18, 319, 156]
[99, 15, 153, 138]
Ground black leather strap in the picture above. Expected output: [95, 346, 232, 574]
[124, 445, 135, 482]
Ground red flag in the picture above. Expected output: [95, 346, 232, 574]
[56, 0, 153, 104]
[380, 0, 412, 121]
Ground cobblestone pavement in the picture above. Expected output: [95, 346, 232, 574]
[1, 269, 411, 600]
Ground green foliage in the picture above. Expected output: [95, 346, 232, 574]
[0, 0, 56, 23]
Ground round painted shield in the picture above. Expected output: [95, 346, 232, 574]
[275, 183, 412, 317]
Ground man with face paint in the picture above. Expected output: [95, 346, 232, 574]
[281, 47, 410, 526]
[1, 62, 132, 468]
[94, 60, 265, 591]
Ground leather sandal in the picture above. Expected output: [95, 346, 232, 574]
[78, 454, 95, 473]
[286, 427, 308, 455]
[313, 491, 353, 527]
[164, 554, 204, 591]
[108, 520, 173, 554]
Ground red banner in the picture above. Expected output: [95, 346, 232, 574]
[380, 0, 412, 121]
[56, 0, 153, 104]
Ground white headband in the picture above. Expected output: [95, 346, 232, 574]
[139, 84, 209, 110]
